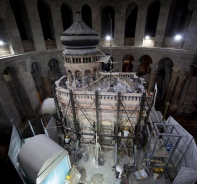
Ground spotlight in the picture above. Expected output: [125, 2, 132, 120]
[0, 41, 4, 46]
[145, 35, 150, 40]
[175, 35, 182, 41]
[106, 35, 111, 41]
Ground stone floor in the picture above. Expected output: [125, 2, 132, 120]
[68, 144, 172, 184]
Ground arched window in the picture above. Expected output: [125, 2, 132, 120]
[125, 4, 138, 38]
[122, 55, 134, 72]
[101, 6, 115, 38]
[31, 62, 45, 102]
[48, 58, 62, 86]
[156, 58, 173, 105]
[138, 55, 152, 76]
[165, 0, 193, 37]
[145, 0, 160, 37]
[82, 5, 92, 28]
[9, 0, 29, 40]
[37, 0, 54, 40]
[48, 58, 59, 69]
[61, 3, 73, 31]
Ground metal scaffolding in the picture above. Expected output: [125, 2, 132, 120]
[144, 123, 182, 172]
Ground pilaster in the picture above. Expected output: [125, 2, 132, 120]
[148, 64, 158, 92]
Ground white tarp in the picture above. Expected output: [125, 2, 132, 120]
[46, 117, 59, 144]
[165, 116, 196, 170]
[41, 98, 56, 114]
[8, 124, 23, 171]
[165, 116, 197, 184]
[8, 124, 28, 183]
[173, 167, 197, 184]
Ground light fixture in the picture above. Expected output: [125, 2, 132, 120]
[175, 34, 182, 41]
[106, 35, 111, 41]
[0, 41, 4, 46]
[145, 35, 150, 40]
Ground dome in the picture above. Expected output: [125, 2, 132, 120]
[61, 11, 99, 48]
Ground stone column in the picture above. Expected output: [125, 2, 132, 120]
[154, 1, 171, 47]
[183, 4, 197, 51]
[0, 76, 21, 127]
[41, 68, 52, 97]
[134, 5, 148, 46]
[132, 60, 140, 72]
[169, 72, 187, 113]
[25, 0, 46, 51]
[148, 65, 158, 92]
[50, 1, 64, 49]
[114, 6, 126, 46]
[164, 69, 179, 105]
[16, 62, 41, 115]
[67, 71, 72, 87]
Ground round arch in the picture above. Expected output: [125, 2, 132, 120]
[122, 54, 134, 72]
[124, 3, 138, 46]
[138, 55, 152, 76]
[81, 4, 92, 28]
[156, 57, 173, 102]
[61, 3, 73, 31]
[101, 6, 115, 38]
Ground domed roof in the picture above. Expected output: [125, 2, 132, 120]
[61, 11, 99, 48]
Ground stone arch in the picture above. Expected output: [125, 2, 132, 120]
[157, 57, 173, 99]
[48, 58, 59, 69]
[84, 70, 92, 84]
[101, 6, 115, 38]
[61, 3, 73, 31]
[9, 0, 32, 41]
[31, 62, 45, 102]
[37, 0, 55, 41]
[124, 3, 138, 46]
[48, 58, 61, 86]
[74, 70, 82, 87]
[165, 0, 193, 38]
[81, 4, 92, 28]
[138, 55, 152, 76]
[122, 54, 134, 72]
[145, 0, 160, 37]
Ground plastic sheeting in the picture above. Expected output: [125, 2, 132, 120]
[8, 124, 23, 171]
[41, 98, 57, 114]
[46, 117, 59, 144]
[165, 116, 197, 184]
[173, 167, 197, 184]
[165, 116, 196, 170]
[8, 124, 28, 183]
